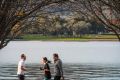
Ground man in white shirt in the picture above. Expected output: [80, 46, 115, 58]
[17, 54, 26, 80]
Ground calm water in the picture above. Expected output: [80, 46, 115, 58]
[0, 41, 120, 80]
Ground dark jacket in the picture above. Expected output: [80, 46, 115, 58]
[44, 63, 51, 79]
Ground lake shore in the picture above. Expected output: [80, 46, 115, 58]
[14, 34, 119, 41]
[13, 39, 118, 42]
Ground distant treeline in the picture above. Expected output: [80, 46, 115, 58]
[23, 15, 108, 37]
[24, 22, 108, 36]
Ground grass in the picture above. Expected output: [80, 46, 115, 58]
[20, 34, 118, 41]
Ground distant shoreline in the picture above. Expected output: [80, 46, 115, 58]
[13, 39, 119, 42]
[13, 34, 119, 42]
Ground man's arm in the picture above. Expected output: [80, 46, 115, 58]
[58, 60, 63, 76]
[21, 61, 26, 71]
[58, 60, 64, 80]
[21, 66, 26, 71]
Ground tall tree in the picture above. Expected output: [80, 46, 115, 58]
[67, 0, 120, 40]
[0, 0, 69, 49]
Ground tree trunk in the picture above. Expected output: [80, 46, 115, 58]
[0, 44, 3, 49]
[0, 42, 4, 49]
[113, 30, 120, 41]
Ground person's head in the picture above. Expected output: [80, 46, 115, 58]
[43, 57, 48, 63]
[21, 54, 26, 61]
[53, 53, 59, 61]
[42, 57, 51, 64]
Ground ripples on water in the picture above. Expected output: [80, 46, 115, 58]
[0, 64, 120, 80]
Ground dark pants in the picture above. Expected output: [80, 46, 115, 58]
[54, 76, 61, 80]
[18, 74, 25, 80]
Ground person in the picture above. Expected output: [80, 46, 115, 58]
[17, 54, 27, 80]
[53, 53, 64, 80]
[40, 57, 51, 80]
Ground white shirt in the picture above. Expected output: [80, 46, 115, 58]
[17, 59, 25, 75]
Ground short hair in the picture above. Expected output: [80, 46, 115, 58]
[21, 54, 25, 58]
[53, 53, 59, 58]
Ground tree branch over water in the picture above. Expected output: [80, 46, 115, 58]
[66, 0, 120, 40]
[0, 0, 69, 49]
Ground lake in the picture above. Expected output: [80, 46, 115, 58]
[0, 41, 120, 80]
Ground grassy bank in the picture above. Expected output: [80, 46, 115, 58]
[20, 34, 118, 41]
